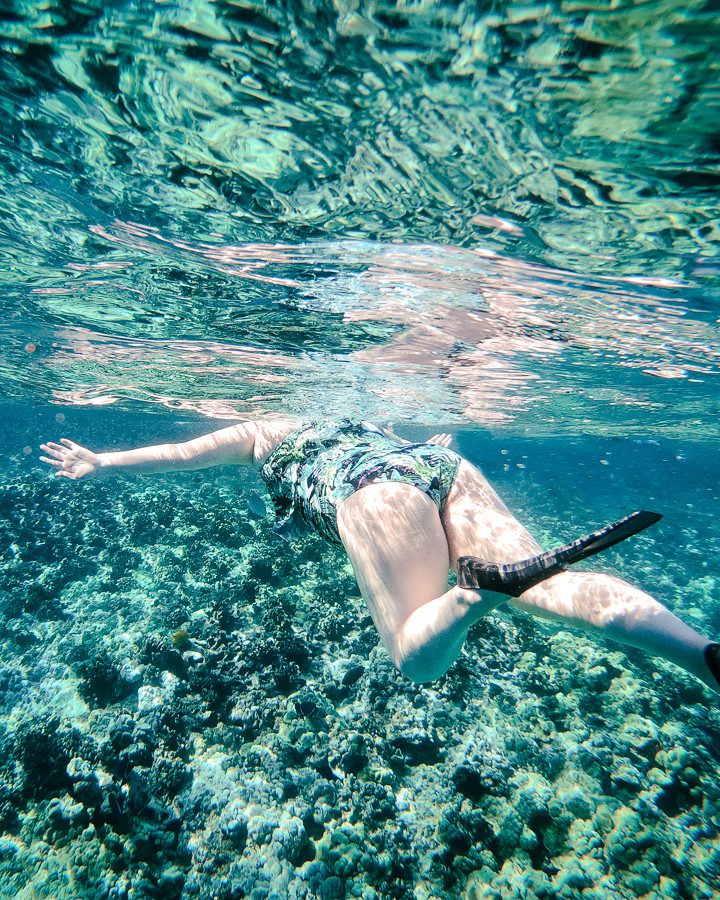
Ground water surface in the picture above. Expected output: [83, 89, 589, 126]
[1, 2, 719, 898]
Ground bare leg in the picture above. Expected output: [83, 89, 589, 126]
[443, 460, 719, 690]
[336, 463, 717, 689]
[336, 483, 493, 682]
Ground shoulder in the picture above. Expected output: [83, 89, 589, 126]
[253, 417, 304, 465]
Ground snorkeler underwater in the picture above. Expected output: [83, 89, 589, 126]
[38, 418, 720, 693]
[3, 0, 720, 897]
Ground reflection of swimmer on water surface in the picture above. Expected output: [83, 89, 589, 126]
[41, 416, 720, 694]
[331, 259, 572, 424]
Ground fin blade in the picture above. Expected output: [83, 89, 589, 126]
[458, 509, 662, 596]
[545, 509, 662, 568]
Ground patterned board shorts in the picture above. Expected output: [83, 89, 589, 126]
[260, 419, 461, 545]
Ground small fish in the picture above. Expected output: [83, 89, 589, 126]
[246, 491, 268, 519]
[471, 213, 525, 235]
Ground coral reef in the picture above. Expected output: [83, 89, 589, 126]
[1, 454, 719, 899]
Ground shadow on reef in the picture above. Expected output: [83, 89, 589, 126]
[0, 470, 719, 898]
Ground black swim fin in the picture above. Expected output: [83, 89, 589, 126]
[705, 643, 720, 689]
[457, 510, 662, 597]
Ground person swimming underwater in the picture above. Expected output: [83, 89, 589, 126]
[40, 416, 720, 692]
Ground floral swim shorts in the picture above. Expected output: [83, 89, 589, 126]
[260, 419, 461, 545]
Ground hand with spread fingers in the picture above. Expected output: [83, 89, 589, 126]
[427, 433, 452, 447]
[40, 439, 101, 480]
[33, 416, 720, 694]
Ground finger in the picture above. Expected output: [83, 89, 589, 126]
[56, 469, 77, 479]
[39, 456, 62, 468]
[40, 444, 65, 460]
[60, 438, 81, 450]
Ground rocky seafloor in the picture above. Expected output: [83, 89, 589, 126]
[1, 438, 719, 899]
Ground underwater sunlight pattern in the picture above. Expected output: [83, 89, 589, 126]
[1, 1, 719, 898]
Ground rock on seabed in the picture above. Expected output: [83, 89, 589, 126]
[0, 467, 719, 899]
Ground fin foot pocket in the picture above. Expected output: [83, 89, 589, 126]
[704, 643, 720, 689]
[457, 509, 662, 597]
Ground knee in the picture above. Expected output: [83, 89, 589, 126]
[397, 657, 440, 684]
[394, 644, 452, 684]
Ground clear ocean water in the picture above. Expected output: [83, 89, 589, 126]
[1, 2, 719, 898]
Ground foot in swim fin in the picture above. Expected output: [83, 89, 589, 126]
[704, 643, 720, 690]
[457, 510, 662, 597]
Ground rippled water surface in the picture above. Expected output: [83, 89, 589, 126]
[2, 3, 720, 899]
[1, 0, 719, 435]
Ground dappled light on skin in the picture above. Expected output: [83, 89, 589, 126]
[516, 573, 713, 688]
[440, 460, 545, 568]
[431, 459, 714, 687]
[3, 1, 719, 893]
[37, 413, 720, 697]
[332, 458, 716, 689]
[39, 418, 299, 480]
[336, 481, 492, 684]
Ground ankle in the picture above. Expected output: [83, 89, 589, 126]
[455, 586, 505, 620]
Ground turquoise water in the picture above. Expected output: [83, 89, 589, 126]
[1, 1, 720, 898]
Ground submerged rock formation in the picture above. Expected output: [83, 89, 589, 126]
[0, 464, 718, 898]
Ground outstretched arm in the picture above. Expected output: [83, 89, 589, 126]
[40, 422, 260, 480]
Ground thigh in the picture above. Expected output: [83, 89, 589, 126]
[441, 459, 543, 567]
[441, 461, 596, 622]
[336, 482, 450, 656]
